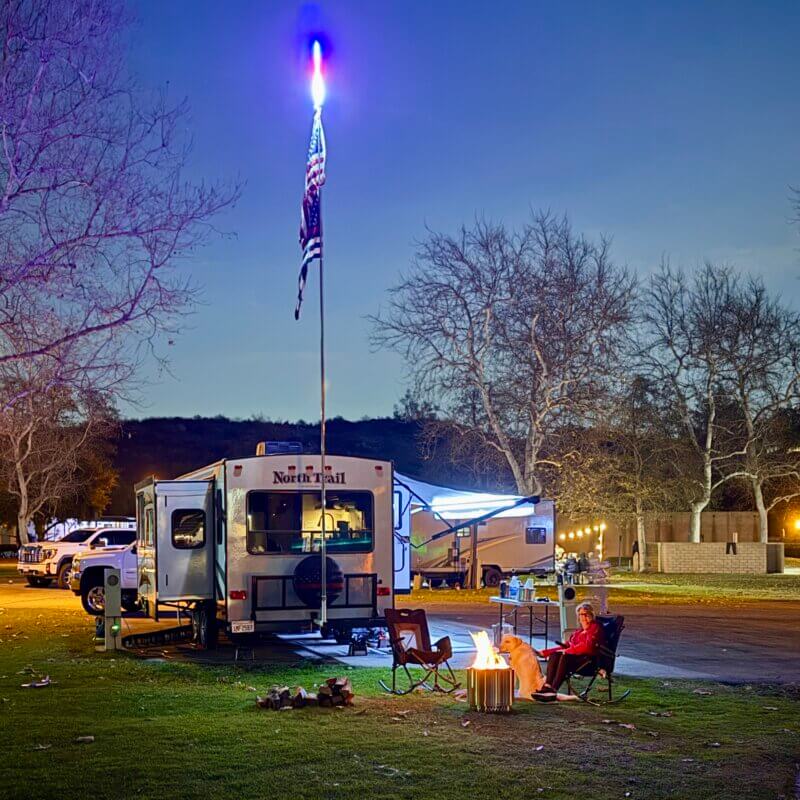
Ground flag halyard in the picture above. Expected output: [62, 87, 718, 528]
[295, 109, 327, 320]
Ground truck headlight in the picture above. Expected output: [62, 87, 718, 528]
[42, 549, 56, 560]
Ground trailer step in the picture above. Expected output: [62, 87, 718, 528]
[122, 624, 194, 649]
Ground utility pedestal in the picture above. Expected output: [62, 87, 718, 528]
[557, 581, 578, 641]
[97, 568, 122, 652]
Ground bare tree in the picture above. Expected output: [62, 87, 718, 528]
[0, 361, 114, 544]
[558, 376, 690, 570]
[716, 279, 800, 542]
[0, 0, 239, 404]
[371, 213, 636, 496]
[640, 263, 750, 542]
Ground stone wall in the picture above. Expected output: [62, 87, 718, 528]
[651, 542, 784, 574]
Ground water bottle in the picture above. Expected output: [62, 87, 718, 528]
[499, 579, 508, 599]
[508, 571, 520, 601]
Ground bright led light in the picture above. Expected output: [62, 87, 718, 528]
[600, 522, 607, 531]
[559, 533, 566, 541]
[577, 531, 584, 538]
[428, 491, 532, 519]
[568, 532, 575, 539]
[311, 40, 325, 110]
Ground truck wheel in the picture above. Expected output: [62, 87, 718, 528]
[81, 583, 105, 615]
[483, 567, 502, 588]
[26, 576, 52, 588]
[56, 561, 72, 590]
[193, 601, 218, 650]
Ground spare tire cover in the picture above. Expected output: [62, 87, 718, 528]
[293, 555, 345, 607]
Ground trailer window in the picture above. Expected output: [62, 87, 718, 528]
[171, 510, 206, 549]
[526, 526, 547, 545]
[246, 491, 374, 555]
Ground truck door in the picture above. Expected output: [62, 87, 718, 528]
[155, 481, 214, 602]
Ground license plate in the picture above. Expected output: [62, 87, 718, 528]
[231, 620, 255, 634]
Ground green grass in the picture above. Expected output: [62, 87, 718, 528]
[1, 578, 799, 799]
[402, 568, 800, 607]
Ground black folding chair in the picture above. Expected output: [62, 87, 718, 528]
[566, 614, 630, 703]
[379, 608, 461, 695]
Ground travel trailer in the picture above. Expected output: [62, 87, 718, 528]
[135, 449, 394, 647]
[393, 475, 555, 588]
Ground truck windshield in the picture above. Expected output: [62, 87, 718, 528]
[60, 529, 96, 543]
[246, 491, 374, 555]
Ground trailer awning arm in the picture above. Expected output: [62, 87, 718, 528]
[393, 474, 455, 532]
[414, 494, 540, 549]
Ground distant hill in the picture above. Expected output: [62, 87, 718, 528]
[107, 416, 500, 515]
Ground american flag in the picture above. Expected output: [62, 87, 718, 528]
[295, 109, 327, 320]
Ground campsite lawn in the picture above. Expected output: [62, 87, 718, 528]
[2, 580, 799, 800]
[402, 568, 800, 607]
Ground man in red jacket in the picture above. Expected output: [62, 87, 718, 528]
[532, 602, 604, 701]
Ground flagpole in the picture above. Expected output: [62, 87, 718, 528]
[301, 40, 328, 629]
[318, 185, 327, 627]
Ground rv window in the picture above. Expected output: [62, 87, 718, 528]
[136, 494, 145, 543]
[246, 491, 374, 555]
[525, 526, 547, 545]
[144, 506, 154, 546]
[171, 510, 206, 549]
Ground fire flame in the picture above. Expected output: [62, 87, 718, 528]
[469, 630, 509, 670]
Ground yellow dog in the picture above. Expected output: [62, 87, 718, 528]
[499, 634, 546, 699]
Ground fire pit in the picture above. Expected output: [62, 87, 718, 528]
[466, 631, 514, 713]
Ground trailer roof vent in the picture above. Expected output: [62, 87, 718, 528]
[256, 441, 303, 456]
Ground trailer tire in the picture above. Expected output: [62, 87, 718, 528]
[56, 560, 72, 590]
[121, 592, 141, 613]
[321, 623, 352, 645]
[193, 601, 218, 650]
[26, 576, 52, 588]
[483, 567, 502, 588]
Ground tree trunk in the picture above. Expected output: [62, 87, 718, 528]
[752, 479, 769, 544]
[17, 511, 30, 545]
[636, 513, 648, 572]
[689, 500, 706, 544]
[14, 453, 31, 545]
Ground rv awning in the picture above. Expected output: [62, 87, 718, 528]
[394, 473, 535, 520]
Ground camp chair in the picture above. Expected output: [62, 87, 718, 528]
[565, 614, 630, 703]
[379, 608, 461, 695]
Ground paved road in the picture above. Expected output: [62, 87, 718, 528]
[3, 568, 799, 682]
[425, 600, 800, 683]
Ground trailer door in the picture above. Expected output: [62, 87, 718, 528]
[155, 481, 214, 602]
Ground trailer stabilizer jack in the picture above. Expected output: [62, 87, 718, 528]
[122, 625, 194, 649]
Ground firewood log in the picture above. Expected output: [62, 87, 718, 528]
[292, 687, 309, 708]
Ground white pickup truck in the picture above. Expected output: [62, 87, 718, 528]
[70, 541, 140, 614]
[17, 523, 136, 590]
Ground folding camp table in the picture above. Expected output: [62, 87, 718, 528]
[490, 596, 559, 647]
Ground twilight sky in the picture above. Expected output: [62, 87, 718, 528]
[125, 1, 800, 421]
